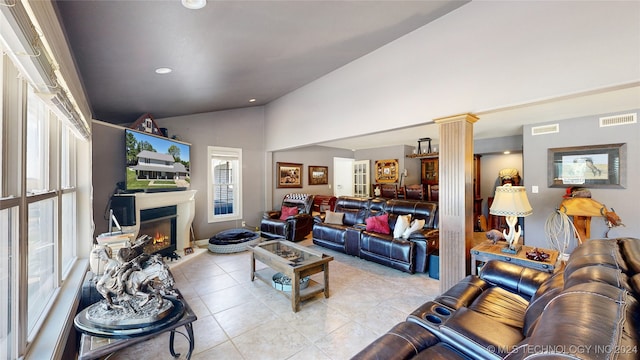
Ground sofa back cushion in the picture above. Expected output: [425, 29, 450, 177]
[619, 237, 640, 274]
[507, 282, 639, 360]
[282, 193, 314, 214]
[384, 199, 438, 229]
[335, 196, 372, 226]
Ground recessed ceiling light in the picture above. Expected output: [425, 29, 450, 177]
[504, 151, 511, 155]
[181, 0, 206, 10]
[155, 67, 172, 75]
[249, 98, 256, 103]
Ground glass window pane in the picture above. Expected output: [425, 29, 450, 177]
[61, 192, 76, 276]
[27, 199, 56, 335]
[26, 87, 48, 194]
[1, 207, 17, 359]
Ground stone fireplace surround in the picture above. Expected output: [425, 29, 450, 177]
[119, 190, 197, 257]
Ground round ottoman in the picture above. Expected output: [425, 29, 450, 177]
[208, 228, 261, 253]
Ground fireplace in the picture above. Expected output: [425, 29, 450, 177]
[139, 205, 178, 259]
[117, 190, 196, 257]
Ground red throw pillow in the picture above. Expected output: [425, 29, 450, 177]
[279, 205, 299, 220]
[365, 213, 390, 234]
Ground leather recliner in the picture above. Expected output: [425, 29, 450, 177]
[260, 193, 315, 242]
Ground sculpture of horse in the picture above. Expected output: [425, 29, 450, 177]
[125, 254, 178, 308]
[95, 253, 177, 310]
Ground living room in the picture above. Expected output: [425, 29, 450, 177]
[1, 1, 639, 359]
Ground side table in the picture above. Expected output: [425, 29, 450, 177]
[470, 242, 559, 275]
[77, 293, 197, 360]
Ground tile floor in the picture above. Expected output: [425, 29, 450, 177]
[107, 237, 441, 360]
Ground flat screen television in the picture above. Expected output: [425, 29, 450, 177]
[125, 128, 191, 192]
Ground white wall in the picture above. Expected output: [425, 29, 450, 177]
[264, 1, 640, 151]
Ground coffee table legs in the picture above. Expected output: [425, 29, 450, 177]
[323, 263, 330, 298]
[292, 272, 300, 312]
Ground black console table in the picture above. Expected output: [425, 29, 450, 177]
[77, 294, 197, 360]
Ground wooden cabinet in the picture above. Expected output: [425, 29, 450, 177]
[420, 157, 438, 186]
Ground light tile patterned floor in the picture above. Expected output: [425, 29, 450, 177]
[106, 237, 440, 360]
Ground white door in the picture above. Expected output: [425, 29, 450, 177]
[333, 157, 354, 197]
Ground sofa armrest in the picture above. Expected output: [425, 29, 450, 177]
[313, 214, 325, 224]
[263, 210, 280, 219]
[353, 223, 366, 230]
[480, 260, 552, 299]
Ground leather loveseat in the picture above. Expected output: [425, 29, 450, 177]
[312, 196, 439, 274]
[353, 237, 640, 359]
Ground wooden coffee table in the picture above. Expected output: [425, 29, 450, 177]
[249, 240, 333, 312]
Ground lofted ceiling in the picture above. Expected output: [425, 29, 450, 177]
[54, 0, 639, 150]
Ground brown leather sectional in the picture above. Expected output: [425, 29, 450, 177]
[353, 237, 640, 359]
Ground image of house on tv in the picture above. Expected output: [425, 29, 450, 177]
[131, 150, 189, 180]
[125, 130, 191, 190]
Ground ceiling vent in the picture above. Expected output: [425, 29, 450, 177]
[599, 113, 637, 128]
[531, 124, 559, 136]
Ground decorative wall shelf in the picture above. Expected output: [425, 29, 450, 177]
[406, 153, 439, 159]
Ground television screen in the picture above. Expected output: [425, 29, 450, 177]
[125, 128, 191, 192]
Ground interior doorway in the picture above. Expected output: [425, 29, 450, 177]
[333, 157, 354, 197]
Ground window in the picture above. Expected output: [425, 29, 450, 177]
[208, 146, 242, 222]
[0, 53, 84, 358]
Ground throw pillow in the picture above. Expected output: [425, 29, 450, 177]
[402, 219, 426, 239]
[393, 214, 411, 239]
[365, 213, 390, 234]
[324, 210, 345, 225]
[279, 205, 299, 220]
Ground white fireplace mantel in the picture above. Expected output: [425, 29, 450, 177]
[120, 190, 197, 255]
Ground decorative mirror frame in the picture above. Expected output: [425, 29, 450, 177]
[374, 159, 399, 183]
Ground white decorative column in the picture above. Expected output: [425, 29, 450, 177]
[120, 190, 197, 255]
[435, 114, 477, 292]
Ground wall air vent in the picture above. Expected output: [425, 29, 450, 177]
[531, 124, 559, 136]
[599, 113, 637, 128]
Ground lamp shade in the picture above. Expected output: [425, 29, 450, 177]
[489, 185, 532, 217]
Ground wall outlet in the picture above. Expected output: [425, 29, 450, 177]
[241, 221, 246, 227]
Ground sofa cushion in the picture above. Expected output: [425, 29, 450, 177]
[403, 219, 426, 239]
[467, 286, 529, 329]
[393, 214, 411, 238]
[365, 214, 390, 234]
[324, 210, 344, 225]
[279, 205, 298, 220]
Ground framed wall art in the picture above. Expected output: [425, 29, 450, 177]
[308, 166, 328, 185]
[277, 162, 303, 188]
[548, 143, 626, 188]
[374, 159, 399, 183]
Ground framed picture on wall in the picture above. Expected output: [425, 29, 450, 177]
[374, 159, 399, 183]
[277, 162, 303, 188]
[308, 166, 328, 185]
[548, 143, 626, 188]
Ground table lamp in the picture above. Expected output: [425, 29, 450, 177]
[489, 184, 532, 254]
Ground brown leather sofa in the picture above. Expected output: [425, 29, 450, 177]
[353, 237, 640, 359]
[312, 196, 439, 274]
